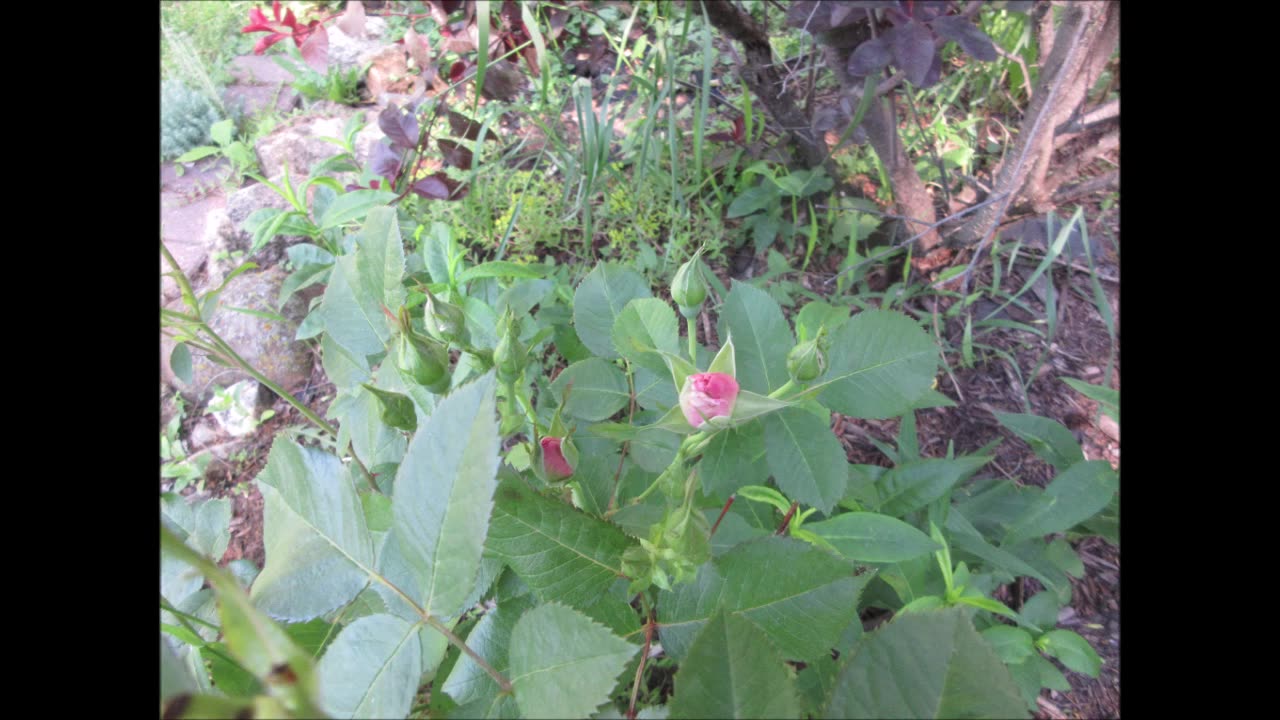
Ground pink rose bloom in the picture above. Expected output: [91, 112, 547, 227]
[680, 373, 740, 429]
[541, 437, 574, 480]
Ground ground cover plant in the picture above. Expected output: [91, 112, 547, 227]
[162, 2, 1119, 718]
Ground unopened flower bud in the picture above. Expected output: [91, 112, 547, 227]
[540, 436, 576, 481]
[424, 289, 467, 342]
[679, 372, 739, 429]
[786, 337, 827, 383]
[493, 313, 526, 384]
[398, 333, 449, 389]
[671, 250, 707, 318]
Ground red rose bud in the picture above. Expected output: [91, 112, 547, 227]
[540, 437, 574, 481]
[679, 372, 740, 429]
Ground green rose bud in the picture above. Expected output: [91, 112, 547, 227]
[493, 311, 526, 385]
[671, 247, 707, 318]
[786, 330, 828, 383]
[424, 288, 467, 343]
[398, 333, 450, 388]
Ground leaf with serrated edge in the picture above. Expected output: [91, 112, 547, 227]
[574, 263, 652, 359]
[509, 602, 638, 719]
[764, 407, 848, 514]
[487, 479, 635, 608]
[669, 610, 800, 719]
[813, 310, 937, 419]
[251, 439, 374, 621]
[612, 298, 680, 374]
[823, 608, 1027, 719]
[718, 282, 792, 394]
[658, 537, 870, 663]
[807, 512, 941, 563]
[317, 614, 421, 719]
[442, 595, 536, 709]
[550, 358, 630, 421]
[392, 373, 501, 619]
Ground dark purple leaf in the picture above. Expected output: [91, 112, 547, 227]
[912, 1, 950, 22]
[848, 35, 892, 76]
[437, 139, 473, 170]
[1005, 1, 1036, 13]
[447, 110, 496, 143]
[787, 0, 897, 31]
[378, 105, 419, 150]
[920, 47, 943, 88]
[412, 173, 468, 201]
[371, 142, 403, 179]
[829, 4, 856, 28]
[887, 19, 936, 87]
[930, 15, 999, 62]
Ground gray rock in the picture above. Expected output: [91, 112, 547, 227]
[255, 114, 354, 179]
[327, 18, 390, 71]
[161, 266, 315, 403]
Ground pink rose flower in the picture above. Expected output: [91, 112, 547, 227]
[680, 373, 740, 429]
[541, 437, 574, 480]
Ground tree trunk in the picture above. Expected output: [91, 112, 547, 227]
[952, 2, 1118, 247]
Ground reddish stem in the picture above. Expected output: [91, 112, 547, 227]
[775, 501, 800, 535]
[709, 494, 736, 537]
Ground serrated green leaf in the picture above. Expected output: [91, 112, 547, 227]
[509, 603, 639, 719]
[319, 207, 405, 357]
[392, 373, 500, 619]
[875, 456, 991, 517]
[612, 298, 681, 374]
[794, 301, 850, 342]
[945, 508, 1054, 589]
[251, 439, 374, 622]
[1039, 629, 1101, 677]
[764, 407, 847, 514]
[717, 281, 793, 394]
[658, 537, 869, 663]
[1004, 460, 1118, 545]
[574, 263, 652, 359]
[1060, 377, 1119, 424]
[549, 358, 630, 421]
[806, 512, 940, 563]
[442, 595, 536, 712]
[981, 625, 1035, 665]
[316, 614, 421, 718]
[171, 343, 193, 384]
[487, 479, 635, 608]
[634, 365, 678, 411]
[814, 310, 937, 419]
[797, 654, 840, 718]
[823, 608, 1027, 718]
[669, 610, 801, 719]
[993, 412, 1084, 471]
[699, 424, 769, 499]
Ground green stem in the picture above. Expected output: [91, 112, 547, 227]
[768, 379, 798, 399]
[162, 241, 377, 491]
[686, 315, 698, 363]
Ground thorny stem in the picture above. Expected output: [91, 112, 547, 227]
[709, 494, 736, 537]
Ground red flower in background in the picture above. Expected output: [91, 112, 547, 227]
[242, 1, 319, 54]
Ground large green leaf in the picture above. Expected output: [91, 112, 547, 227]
[717, 281, 793, 394]
[319, 208, 405, 358]
[668, 610, 801, 719]
[658, 537, 870, 663]
[487, 478, 635, 608]
[993, 412, 1084, 471]
[334, 386, 407, 469]
[1038, 629, 1101, 677]
[806, 512, 940, 563]
[944, 508, 1054, 589]
[392, 372, 500, 619]
[612, 298, 681, 374]
[875, 456, 991, 517]
[161, 495, 232, 611]
[441, 595, 535, 717]
[823, 608, 1027, 719]
[764, 407, 848, 514]
[794, 301, 850, 342]
[699, 424, 769, 499]
[1004, 460, 1118, 545]
[815, 310, 937, 419]
[509, 602, 639, 719]
[316, 614, 422, 719]
[574, 263, 652, 359]
[549, 358, 630, 421]
[251, 439, 375, 622]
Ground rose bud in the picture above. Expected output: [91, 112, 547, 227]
[424, 288, 467, 343]
[679, 372, 740, 429]
[540, 436, 576, 481]
[671, 248, 707, 319]
[786, 337, 827, 383]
